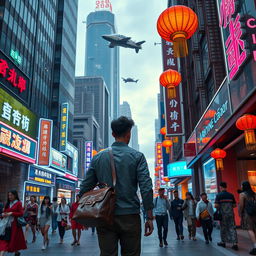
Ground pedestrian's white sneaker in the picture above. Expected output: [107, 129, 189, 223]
[42, 244, 46, 250]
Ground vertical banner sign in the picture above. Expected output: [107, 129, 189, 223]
[85, 141, 93, 175]
[155, 142, 164, 187]
[162, 39, 183, 135]
[60, 103, 69, 152]
[37, 119, 52, 166]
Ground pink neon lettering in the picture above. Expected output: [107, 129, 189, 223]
[225, 14, 247, 80]
[252, 34, 256, 44]
[219, 0, 235, 28]
[254, 51, 256, 62]
[247, 18, 256, 29]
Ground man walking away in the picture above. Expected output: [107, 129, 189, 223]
[170, 190, 184, 240]
[154, 188, 170, 247]
[79, 116, 154, 256]
[196, 193, 214, 244]
[215, 182, 238, 251]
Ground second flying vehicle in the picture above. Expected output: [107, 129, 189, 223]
[122, 78, 139, 83]
[102, 34, 146, 53]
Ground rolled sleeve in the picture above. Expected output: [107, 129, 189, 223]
[79, 158, 98, 197]
[137, 153, 154, 211]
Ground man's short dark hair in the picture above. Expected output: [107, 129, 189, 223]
[200, 192, 207, 197]
[111, 116, 134, 137]
[220, 182, 227, 188]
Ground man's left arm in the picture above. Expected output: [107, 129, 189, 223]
[232, 194, 237, 208]
[79, 159, 98, 197]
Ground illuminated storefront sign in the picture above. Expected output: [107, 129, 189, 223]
[167, 161, 192, 178]
[37, 119, 52, 166]
[0, 121, 37, 163]
[0, 88, 37, 139]
[162, 40, 183, 135]
[10, 49, 22, 65]
[155, 142, 164, 186]
[60, 103, 69, 152]
[65, 142, 78, 176]
[218, 0, 256, 80]
[29, 166, 55, 185]
[85, 141, 93, 174]
[0, 50, 29, 102]
[95, 0, 112, 12]
[51, 148, 67, 172]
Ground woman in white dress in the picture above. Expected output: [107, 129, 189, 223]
[56, 198, 70, 244]
[38, 196, 52, 250]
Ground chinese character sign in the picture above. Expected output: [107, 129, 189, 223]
[85, 141, 93, 175]
[95, 0, 112, 12]
[218, 0, 247, 80]
[29, 166, 55, 185]
[0, 88, 37, 139]
[155, 142, 165, 186]
[161, 39, 183, 135]
[60, 103, 69, 152]
[37, 119, 52, 166]
[0, 121, 37, 163]
[0, 50, 29, 102]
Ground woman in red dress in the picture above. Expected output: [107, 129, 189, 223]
[70, 195, 85, 246]
[0, 190, 27, 256]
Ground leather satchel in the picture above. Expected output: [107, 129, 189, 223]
[72, 148, 116, 227]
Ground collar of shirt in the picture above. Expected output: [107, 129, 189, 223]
[112, 142, 128, 147]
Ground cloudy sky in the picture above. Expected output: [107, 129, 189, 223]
[75, 0, 167, 175]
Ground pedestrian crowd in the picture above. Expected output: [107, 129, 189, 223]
[153, 181, 256, 255]
[0, 116, 255, 256]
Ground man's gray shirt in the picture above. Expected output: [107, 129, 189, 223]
[79, 142, 154, 215]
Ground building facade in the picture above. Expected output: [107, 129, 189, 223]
[85, 10, 120, 119]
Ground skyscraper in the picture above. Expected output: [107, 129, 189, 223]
[51, 0, 78, 149]
[85, 9, 120, 119]
[119, 101, 139, 151]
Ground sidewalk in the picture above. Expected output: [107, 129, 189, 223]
[17, 219, 252, 256]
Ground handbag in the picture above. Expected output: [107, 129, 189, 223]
[61, 219, 67, 227]
[200, 209, 210, 220]
[17, 217, 27, 227]
[72, 148, 116, 227]
[0, 226, 11, 241]
[196, 219, 201, 228]
[213, 209, 222, 221]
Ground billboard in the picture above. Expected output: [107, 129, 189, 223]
[37, 119, 52, 166]
[28, 166, 55, 186]
[167, 161, 192, 178]
[85, 141, 93, 174]
[60, 103, 69, 152]
[0, 88, 37, 139]
[0, 121, 37, 163]
[51, 148, 67, 172]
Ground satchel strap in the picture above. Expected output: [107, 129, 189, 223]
[108, 148, 117, 187]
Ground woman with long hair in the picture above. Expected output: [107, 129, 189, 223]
[56, 198, 70, 244]
[70, 195, 84, 246]
[239, 181, 256, 255]
[38, 196, 52, 250]
[0, 190, 27, 256]
[24, 196, 38, 243]
[182, 192, 197, 241]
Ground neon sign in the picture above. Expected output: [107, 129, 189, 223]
[0, 121, 37, 163]
[60, 103, 69, 152]
[10, 49, 22, 65]
[85, 141, 93, 174]
[95, 0, 112, 12]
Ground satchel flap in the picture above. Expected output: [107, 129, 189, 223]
[79, 187, 113, 206]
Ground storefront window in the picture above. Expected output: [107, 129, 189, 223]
[203, 158, 217, 202]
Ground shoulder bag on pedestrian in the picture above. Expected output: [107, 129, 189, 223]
[213, 209, 222, 221]
[72, 148, 116, 227]
[245, 194, 256, 216]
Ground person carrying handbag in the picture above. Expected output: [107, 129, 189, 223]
[196, 192, 214, 244]
[78, 116, 154, 256]
[56, 198, 70, 244]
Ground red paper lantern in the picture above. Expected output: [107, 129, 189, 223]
[157, 5, 198, 57]
[92, 150, 98, 157]
[160, 69, 181, 99]
[211, 148, 226, 171]
[154, 173, 159, 177]
[236, 114, 256, 151]
[163, 177, 170, 182]
[162, 140, 173, 154]
[160, 127, 167, 136]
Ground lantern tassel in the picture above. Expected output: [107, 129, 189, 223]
[167, 87, 176, 98]
[216, 159, 224, 171]
[166, 147, 170, 154]
[244, 130, 256, 151]
[173, 37, 188, 58]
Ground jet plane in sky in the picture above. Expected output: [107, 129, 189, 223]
[102, 34, 146, 53]
[122, 78, 139, 83]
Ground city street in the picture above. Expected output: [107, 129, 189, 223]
[20, 221, 251, 256]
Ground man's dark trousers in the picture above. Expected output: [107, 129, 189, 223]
[97, 214, 141, 256]
[173, 216, 183, 237]
[155, 214, 168, 243]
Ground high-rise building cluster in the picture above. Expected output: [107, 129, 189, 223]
[0, 1, 120, 203]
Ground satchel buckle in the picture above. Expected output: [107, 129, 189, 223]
[84, 201, 96, 206]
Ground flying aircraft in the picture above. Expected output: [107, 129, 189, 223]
[122, 78, 139, 83]
[102, 34, 146, 53]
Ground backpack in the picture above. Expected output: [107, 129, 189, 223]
[245, 194, 256, 216]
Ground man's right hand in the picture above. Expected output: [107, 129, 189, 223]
[144, 219, 154, 236]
